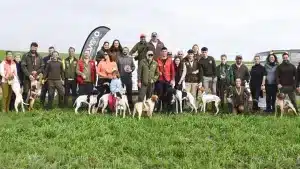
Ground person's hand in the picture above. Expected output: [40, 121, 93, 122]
[29, 75, 34, 81]
[192, 70, 199, 74]
[82, 75, 86, 79]
[220, 75, 225, 79]
[138, 81, 141, 88]
[171, 80, 175, 86]
[278, 84, 282, 89]
[62, 80, 65, 85]
[178, 80, 182, 85]
[249, 97, 252, 102]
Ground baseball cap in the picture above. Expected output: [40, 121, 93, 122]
[151, 32, 158, 37]
[140, 34, 146, 38]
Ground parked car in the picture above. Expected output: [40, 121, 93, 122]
[257, 49, 300, 66]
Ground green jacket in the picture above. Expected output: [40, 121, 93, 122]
[21, 52, 44, 79]
[64, 56, 78, 79]
[129, 41, 148, 62]
[138, 59, 159, 85]
[216, 63, 233, 85]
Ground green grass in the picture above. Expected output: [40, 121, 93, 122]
[1, 109, 300, 168]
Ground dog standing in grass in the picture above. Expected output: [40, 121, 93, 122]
[133, 95, 158, 120]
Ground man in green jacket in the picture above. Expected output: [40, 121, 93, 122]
[129, 34, 148, 64]
[216, 54, 233, 108]
[137, 50, 159, 102]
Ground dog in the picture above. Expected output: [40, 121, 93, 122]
[73, 91, 100, 114]
[275, 93, 298, 117]
[171, 89, 197, 113]
[115, 93, 131, 118]
[11, 78, 29, 112]
[28, 79, 41, 111]
[132, 95, 158, 120]
[198, 87, 221, 115]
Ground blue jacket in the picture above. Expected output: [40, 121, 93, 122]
[110, 78, 123, 94]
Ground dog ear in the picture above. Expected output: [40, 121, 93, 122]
[151, 95, 158, 102]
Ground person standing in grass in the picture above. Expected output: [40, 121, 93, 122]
[64, 47, 78, 107]
[43, 51, 65, 110]
[276, 52, 298, 113]
[117, 47, 135, 108]
[262, 53, 278, 113]
[9, 53, 24, 111]
[137, 50, 159, 102]
[216, 54, 233, 109]
[76, 51, 96, 95]
[173, 56, 187, 90]
[0, 51, 17, 112]
[40, 46, 55, 107]
[249, 55, 265, 112]
[21, 42, 44, 102]
[199, 47, 217, 94]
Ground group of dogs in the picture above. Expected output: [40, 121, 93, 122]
[8, 77, 298, 119]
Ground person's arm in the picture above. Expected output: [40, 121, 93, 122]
[36, 56, 45, 75]
[179, 63, 187, 83]
[97, 62, 107, 78]
[110, 80, 116, 94]
[21, 54, 30, 77]
[0, 62, 5, 78]
[60, 62, 65, 80]
[131, 58, 136, 72]
[129, 43, 138, 56]
[170, 61, 175, 82]
[76, 62, 83, 77]
[212, 57, 216, 77]
[138, 62, 142, 82]
[293, 65, 297, 88]
[198, 62, 203, 85]
[44, 63, 50, 79]
[216, 65, 220, 79]
[153, 63, 160, 82]
[275, 65, 280, 85]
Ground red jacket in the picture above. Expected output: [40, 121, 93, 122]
[76, 59, 96, 84]
[157, 57, 175, 82]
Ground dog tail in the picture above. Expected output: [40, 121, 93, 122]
[22, 102, 29, 105]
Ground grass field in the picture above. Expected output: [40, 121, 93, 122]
[1, 109, 300, 168]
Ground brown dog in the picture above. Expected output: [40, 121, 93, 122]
[275, 93, 298, 117]
[132, 95, 158, 120]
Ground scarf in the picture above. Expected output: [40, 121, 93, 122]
[4, 60, 16, 79]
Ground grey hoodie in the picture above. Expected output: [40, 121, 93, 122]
[117, 54, 135, 80]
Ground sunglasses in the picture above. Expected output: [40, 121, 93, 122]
[148, 54, 154, 56]
[178, 54, 183, 56]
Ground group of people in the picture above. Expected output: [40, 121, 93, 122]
[1, 31, 300, 114]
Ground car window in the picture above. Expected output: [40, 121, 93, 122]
[290, 52, 300, 65]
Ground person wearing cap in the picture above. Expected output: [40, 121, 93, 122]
[199, 47, 217, 94]
[129, 34, 148, 64]
[156, 47, 175, 111]
[21, 42, 44, 102]
[216, 54, 233, 109]
[137, 50, 160, 102]
[184, 49, 203, 98]
[147, 32, 165, 60]
[276, 52, 298, 112]
[230, 55, 250, 86]
[249, 55, 265, 112]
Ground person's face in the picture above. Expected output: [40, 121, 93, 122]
[69, 48, 75, 57]
[52, 52, 59, 59]
[84, 51, 90, 59]
[147, 52, 154, 60]
[175, 58, 180, 65]
[15, 55, 21, 62]
[151, 35, 157, 41]
[201, 50, 208, 57]
[140, 37, 146, 42]
[30, 46, 38, 53]
[283, 54, 289, 61]
[104, 52, 109, 60]
[192, 46, 199, 52]
[104, 43, 109, 49]
[236, 58, 242, 65]
[221, 56, 227, 64]
[236, 79, 241, 87]
[254, 56, 260, 64]
[48, 48, 55, 55]
[188, 53, 194, 60]
[177, 52, 184, 58]
[113, 41, 119, 48]
[6, 52, 13, 60]
[112, 73, 117, 78]
[269, 55, 275, 63]
[161, 50, 168, 57]
[123, 48, 129, 55]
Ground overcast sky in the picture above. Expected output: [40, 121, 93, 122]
[0, 0, 299, 60]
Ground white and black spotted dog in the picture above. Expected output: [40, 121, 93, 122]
[170, 88, 198, 113]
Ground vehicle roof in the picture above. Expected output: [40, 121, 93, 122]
[256, 49, 300, 55]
